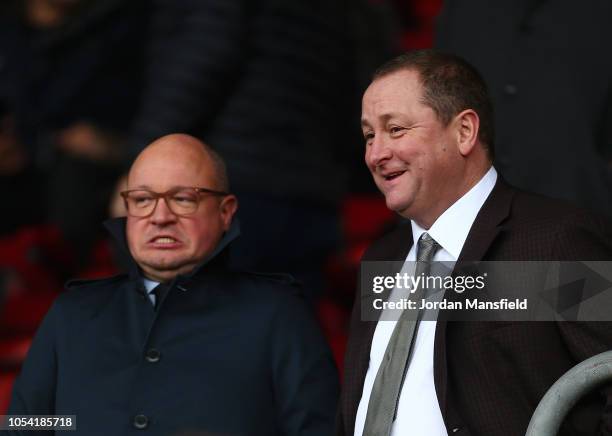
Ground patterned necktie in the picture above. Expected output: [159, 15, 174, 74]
[362, 232, 441, 436]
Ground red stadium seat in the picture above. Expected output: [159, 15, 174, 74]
[0, 372, 17, 414]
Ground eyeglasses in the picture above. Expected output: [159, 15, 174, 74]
[120, 187, 230, 217]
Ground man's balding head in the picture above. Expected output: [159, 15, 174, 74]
[124, 134, 237, 282]
[128, 133, 230, 192]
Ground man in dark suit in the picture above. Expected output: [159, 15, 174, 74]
[338, 50, 612, 436]
[8, 133, 339, 435]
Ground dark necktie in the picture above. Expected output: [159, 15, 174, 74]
[362, 232, 441, 436]
[151, 283, 169, 311]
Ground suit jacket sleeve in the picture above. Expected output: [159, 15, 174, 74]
[7, 299, 61, 436]
[269, 293, 339, 436]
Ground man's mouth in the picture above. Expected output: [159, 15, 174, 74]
[150, 236, 179, 244]
[383, 170, 406, 181]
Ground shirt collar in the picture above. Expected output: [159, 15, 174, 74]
[143, 278, 159, 293]
[411, 166, 498, 260]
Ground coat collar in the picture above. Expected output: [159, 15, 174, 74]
[103, 216, 241, 283]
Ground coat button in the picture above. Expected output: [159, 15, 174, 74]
[145, 348, 161, 363]
[133, 414, 148, 429]
[452, 427, 461, 433]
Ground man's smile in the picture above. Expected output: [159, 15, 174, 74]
[382, 170, 406, 181]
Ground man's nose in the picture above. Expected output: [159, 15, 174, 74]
[150, 197, 177, 224]
[365, 135, 393, 168]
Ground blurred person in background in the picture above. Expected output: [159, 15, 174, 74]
[0, 0, 149, 268]
[436, 0, 612, 215]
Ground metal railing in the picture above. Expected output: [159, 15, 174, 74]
[526, 351, 612, 436]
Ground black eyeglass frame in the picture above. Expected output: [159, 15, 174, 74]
[120, 186, 231, 217]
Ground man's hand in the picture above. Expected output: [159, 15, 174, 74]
[55, 122, 124, 163]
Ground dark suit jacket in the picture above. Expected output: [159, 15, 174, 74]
[337, 180, 612, 436]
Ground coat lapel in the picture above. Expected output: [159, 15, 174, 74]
[433, 179, 515, 421]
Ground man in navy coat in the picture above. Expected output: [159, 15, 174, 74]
[8, 133, 339, 435]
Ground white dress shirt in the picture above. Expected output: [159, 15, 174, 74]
[143, 278, 160, 305]
[354, 167, 498, 436]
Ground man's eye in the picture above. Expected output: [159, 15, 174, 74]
[173, 196, 196, 204]
[389, 126, 405, 135]
[363, 132, 374, 143]
[133, 195, 154, 207]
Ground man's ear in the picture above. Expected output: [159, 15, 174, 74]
[454, 109, 480, 156]
[219, 195, 238, 230]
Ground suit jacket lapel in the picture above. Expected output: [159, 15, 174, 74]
[433, 179, 515, 421]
